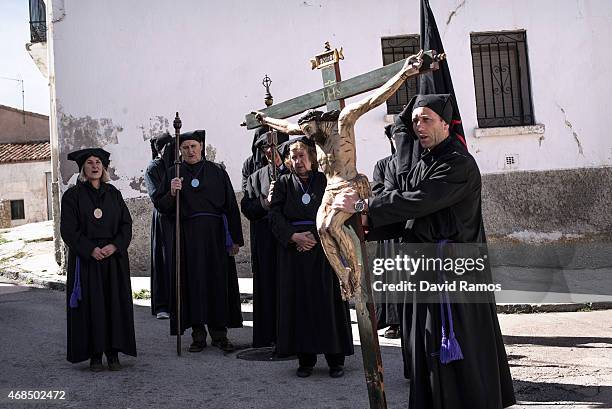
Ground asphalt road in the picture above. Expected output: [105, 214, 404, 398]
[1, 279, 611, 409]
[0, 279, 407, 409]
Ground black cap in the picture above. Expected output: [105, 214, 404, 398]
[399, 94, 455, 134]
[179, 130, 206, 144]
[278, 136, 315, 159]
[67, 148, 111, 170]
[154, 132, 173, 152]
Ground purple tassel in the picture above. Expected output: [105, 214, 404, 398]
[221, 214, 234, 252]
[445, 331, 464, 362]
[69, 257, 82, 309]
[438, 240, 464, 364]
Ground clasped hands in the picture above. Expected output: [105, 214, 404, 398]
[91, 244, 118, 261]
[291, 231, 317, 252]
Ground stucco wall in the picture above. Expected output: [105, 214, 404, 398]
[49, 0, 612, 200]
[0, 161, 51, 226]
[0, 105, 49, 143]
[47, 0, 612, 273]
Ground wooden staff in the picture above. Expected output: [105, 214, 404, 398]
[265, 130, 279, 181]
[173, 112, 182, 356]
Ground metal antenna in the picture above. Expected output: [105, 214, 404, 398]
[0, 75, 26, 124]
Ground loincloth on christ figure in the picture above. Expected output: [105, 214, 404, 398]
[317, 173, 371, 300]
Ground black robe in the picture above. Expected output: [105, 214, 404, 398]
[269, 171, 354, 357]
[240, 135, 268, 192]
[241, 164, 287, 348]
[372, 155, 402, 329]
[159, 160, 244, 335]
[369, 137, 515, 409]
[60, 181, 136, 363]
[145, 157, 174, 315]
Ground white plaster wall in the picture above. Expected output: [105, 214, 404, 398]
[50, 0, 612, 197]
[0, 161, 51, 226]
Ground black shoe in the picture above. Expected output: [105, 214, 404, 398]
[329, 366, 344, 378]
[189, 339, 207, 352]
[107, 355, 122, 371]
[384, 325, 401, 339]
[189, 327, 207, 352]
[211, 338, 235, 352]
[296, 366, 313, 378]
[89, 357, 104, 372]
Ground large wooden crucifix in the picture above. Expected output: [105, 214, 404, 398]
[245, 43, 444, 409]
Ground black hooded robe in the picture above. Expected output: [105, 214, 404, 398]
[368, 136, 515, 409]
[269, 171, 354, 357]
[145, 157, 174, 315]
[158, 160, 244, 335]
[60, 181, 136, 363]
[241, 164, 287, 348]
[372, 155, 402, 330]
[240, 128, 270, 191]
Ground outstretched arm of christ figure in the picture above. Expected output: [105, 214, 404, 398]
[252, 111, 303, 135]
[339, 50, 424, 125]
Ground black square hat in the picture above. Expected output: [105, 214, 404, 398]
[179, 130, 206, 145]
[67, 148, 111, 170]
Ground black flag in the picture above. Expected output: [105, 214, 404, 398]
[419, 0, 467, 149]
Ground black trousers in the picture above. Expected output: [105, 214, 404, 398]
[298, 353, 345, 368]
[192, 324, 227, 341]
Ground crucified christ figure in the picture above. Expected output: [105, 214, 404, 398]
[254, 51, 424, 300]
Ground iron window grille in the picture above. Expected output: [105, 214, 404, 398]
[382, 35, 420, 114]
[10, 200, 25, 220]
[29, 0, 47, 43]
[470, 30, 534, 128]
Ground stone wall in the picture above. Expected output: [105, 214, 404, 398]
[481, 167, 612, 236]
[0, 200, 11, 229]
[123, 167, 612, 275]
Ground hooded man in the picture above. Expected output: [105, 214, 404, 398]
[240, 130, 289, 348]
[145, 133, 174, 319]
[332, 94, 515, 409]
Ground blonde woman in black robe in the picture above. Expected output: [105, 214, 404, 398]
[61, 148, 136, 372]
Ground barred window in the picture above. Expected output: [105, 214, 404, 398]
[10, 200, 25, 220]
[381, 35, 420, 114]
[470, 30, 534, 128]
[29, 0, 47, 43]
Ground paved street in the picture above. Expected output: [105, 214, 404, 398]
[0, 278, 611, 408]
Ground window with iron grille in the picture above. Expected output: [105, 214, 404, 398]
[29, 0, 47, 43]
[381, 35, 420, 114]
[10, 200, 25, 220]
[470, 30, 534, 128]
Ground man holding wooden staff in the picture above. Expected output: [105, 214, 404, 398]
[157, 130, 244, 353]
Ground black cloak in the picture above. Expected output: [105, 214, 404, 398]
[158, 160, 244, 335]
[368, 133, 515, 409]
[268, 171, 354, 357]
[60, 181, 136, 363]
[241, 162, 288, 347]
